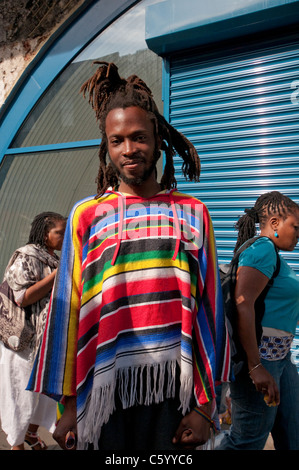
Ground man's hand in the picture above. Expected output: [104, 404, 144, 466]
[172, 404, 212, 448]
[53, 397, 77, 450]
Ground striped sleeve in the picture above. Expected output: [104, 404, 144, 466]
[192, 204, 230, 405]
[27, 196, 95, 398]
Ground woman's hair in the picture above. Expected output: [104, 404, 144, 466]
[80, 61, 201, 197]
[27, 212, 66, 248]
[234, 191, 299, 252]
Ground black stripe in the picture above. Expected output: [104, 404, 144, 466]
[77, 322, 99, 352]
[100, 290, 191, 317]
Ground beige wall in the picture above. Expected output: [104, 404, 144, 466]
[0, 0, 85, 107]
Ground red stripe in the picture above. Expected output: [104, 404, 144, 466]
[104, 275, 191, 302]
[96, 302, 184, 344]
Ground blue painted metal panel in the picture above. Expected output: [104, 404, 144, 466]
[146, 0, 299, 55]
[167, 39, 299, 272]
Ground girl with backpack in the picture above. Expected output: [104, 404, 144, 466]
[217, 191, 299, 450]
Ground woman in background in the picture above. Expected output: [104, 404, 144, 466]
[0, 212, 66, 450]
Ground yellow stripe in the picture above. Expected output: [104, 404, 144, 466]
[64, 198, 99, 394]
[81, 256, 190, 306]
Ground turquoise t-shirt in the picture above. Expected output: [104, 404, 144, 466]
[238, 237, 299, 335]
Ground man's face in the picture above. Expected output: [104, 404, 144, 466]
[105, 106, 160, 187]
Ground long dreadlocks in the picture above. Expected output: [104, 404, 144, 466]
[80, 61, 201, 198]
[27, 212, 66, 248]
[234, 191, 299, 253]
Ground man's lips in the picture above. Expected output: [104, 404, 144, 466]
[122, 158, 144, 167]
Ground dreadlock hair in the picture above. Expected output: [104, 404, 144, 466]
[27, 212, 66, 248]
[234, 191, 299, 253]
[80, 61, 201, 197]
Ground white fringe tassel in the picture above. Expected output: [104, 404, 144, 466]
[78, 360, 192, 449]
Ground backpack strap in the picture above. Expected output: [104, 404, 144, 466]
[229, 236, 262, 270]
[256, 239, 280, 300]
[268, 245, 280, 284]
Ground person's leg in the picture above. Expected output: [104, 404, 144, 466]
[0, 343, 48, 450]
[98, 363, 184, 450]
[131, 398, 183, 450]
[270, 355, 299, 450]
[11, 443, 25, 450]
[24, 424, 47, 450]
[216, 369, 277, 450]
[98, 397, 183, 450]
[97, 404, 130, 450]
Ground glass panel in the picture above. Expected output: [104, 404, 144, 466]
[11, 0, 163, 148]
[0, 148, 99, 279]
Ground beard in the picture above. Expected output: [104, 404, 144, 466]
[109, 147, 161, 187]
[120, 159, 157, 186]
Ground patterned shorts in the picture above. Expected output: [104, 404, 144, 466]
[259, 334, 294, 360]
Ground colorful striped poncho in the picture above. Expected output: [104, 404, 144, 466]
[28, 189, 230, 448]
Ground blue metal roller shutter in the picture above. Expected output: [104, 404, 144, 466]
[167, 39, 299, 273]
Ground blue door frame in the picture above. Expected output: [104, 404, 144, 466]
[0, 0, 139, 163]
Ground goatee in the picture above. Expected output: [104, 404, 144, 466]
[109, 148, 161, 187]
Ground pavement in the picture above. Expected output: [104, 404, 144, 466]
[0, 421, 274, 451]
[0, 421, 61, 450]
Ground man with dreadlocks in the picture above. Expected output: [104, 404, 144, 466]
[217, 191, 299, 450]
[0, 212, 66, 450]
[28, 62, 230, 450]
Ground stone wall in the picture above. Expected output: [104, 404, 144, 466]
[0, 0, 85, 107]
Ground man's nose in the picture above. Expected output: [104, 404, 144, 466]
[123, 139, 136, 156]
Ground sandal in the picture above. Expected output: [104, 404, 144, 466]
[25, 430, 48, 450]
